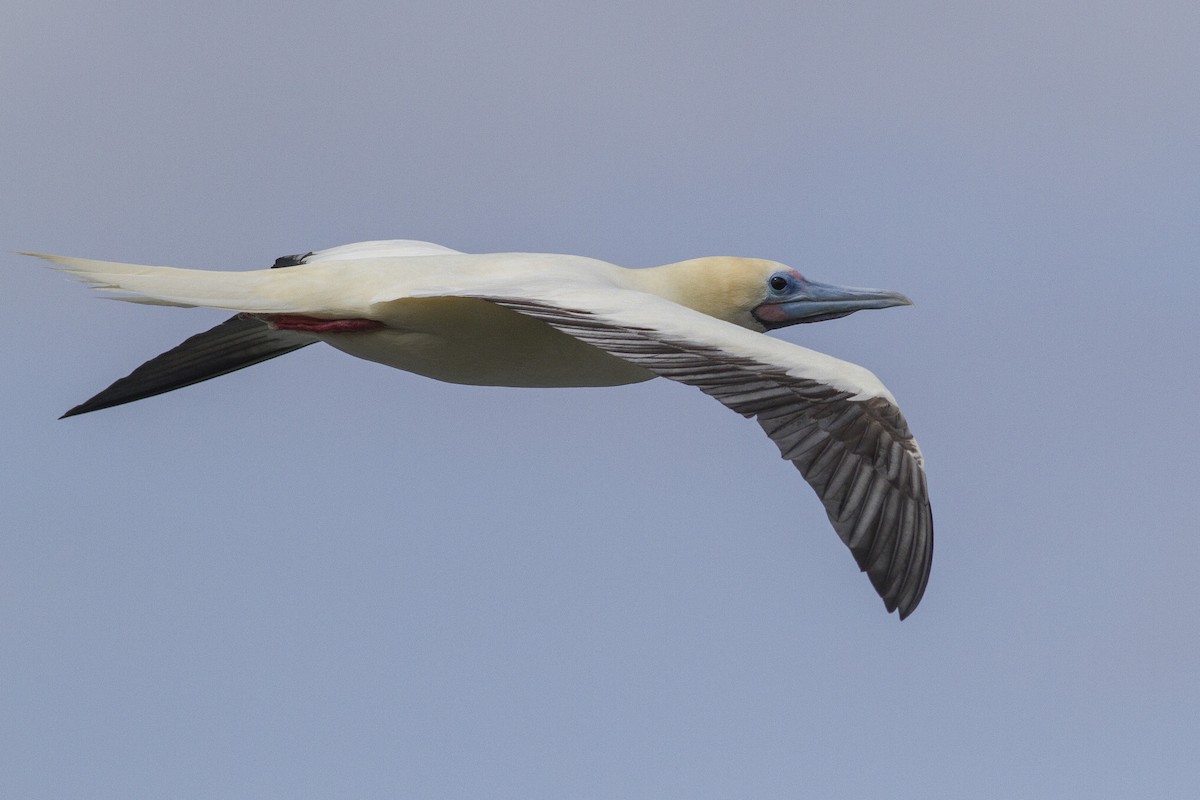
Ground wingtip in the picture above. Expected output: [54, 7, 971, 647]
[893, 570, 930, 620]
[59, 396, 96, 418]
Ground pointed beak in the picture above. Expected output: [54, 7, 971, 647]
[753, 279, 913, 329]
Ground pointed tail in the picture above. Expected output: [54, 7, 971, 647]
[25, 253, 311, 313]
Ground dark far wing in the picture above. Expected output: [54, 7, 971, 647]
[61, 316, 317, 418]
[61, 251, 318, 418]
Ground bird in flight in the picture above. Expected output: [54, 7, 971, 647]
[31, 239, 933, 618]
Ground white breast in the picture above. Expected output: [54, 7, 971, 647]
[320, 296, 655, 387]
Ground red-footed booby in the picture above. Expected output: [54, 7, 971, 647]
[30, 239, 933, 618]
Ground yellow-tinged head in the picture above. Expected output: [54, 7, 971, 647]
[635, 256, 913, 331]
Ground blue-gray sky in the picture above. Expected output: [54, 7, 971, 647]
[3, 2, 1198, 797]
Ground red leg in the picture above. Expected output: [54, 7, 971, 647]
[248, 314, 385, 334]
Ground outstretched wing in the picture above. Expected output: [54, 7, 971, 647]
[61, 316, 316, 418]
[478, 287, 932, 618]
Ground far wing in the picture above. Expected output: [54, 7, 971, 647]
[60, 317, 317, 418]
[478, 287, 932, 619]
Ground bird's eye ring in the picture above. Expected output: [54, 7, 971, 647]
[769, 274, 789, 292]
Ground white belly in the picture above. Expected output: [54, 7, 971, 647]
[318, 296, 656, 388]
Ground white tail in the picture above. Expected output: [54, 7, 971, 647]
[27, 253, 313, 313]
[27, 240, 468, 315]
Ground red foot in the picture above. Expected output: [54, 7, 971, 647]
[249, 314, 385, 334]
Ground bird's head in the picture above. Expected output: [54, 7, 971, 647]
[656, 257, 913, 331]
[748, 261, 913, 331]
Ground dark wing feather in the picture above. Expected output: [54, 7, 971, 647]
[61, 316, 316, 418]
[485, 296, 932, 619]
[61, 251, 317, 418]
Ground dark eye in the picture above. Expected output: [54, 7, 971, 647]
[769, 274, 789, 292]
